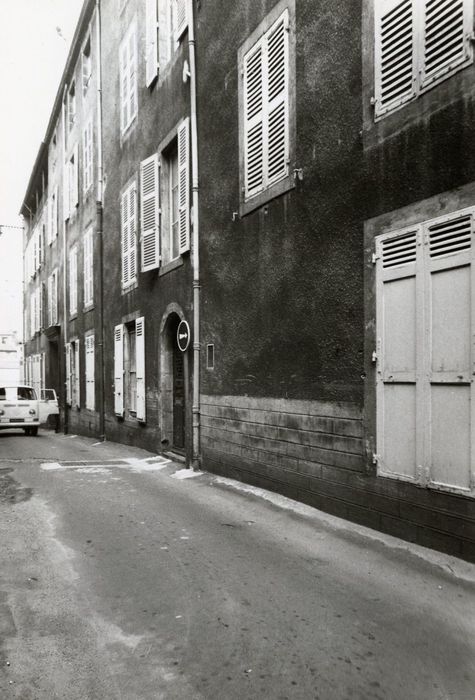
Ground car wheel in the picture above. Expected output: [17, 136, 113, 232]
[30, 427, 38, 436]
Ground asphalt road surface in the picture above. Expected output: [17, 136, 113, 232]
[0, 429, 474, 700]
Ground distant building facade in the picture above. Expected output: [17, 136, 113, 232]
[21, 0, 475, 561]
[0, 332, 23, 385]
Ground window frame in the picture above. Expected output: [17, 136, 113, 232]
[237, 0, 296, 217]
[119, 21, 138, 136]
[373, 0, 474, 120]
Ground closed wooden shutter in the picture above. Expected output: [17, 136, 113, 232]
[421, 0, 471, 88]
[135, 317, 146, 421]
[84, 228, 93, 305]
[140, 154, 160, 271]
[65, 343, 72, 406]
[114, 324, 124, 416]
[177, 118, 190, 254]
[63, 165, 70, 220]
[174, 0, 188, 42]
[146, 0, 158, 86]
[129, 27, 138, 123]
[52, 271, 58, 324]
[374, 0, 416, 117]
[120, 39, 129, 132]
[72, 144, 79, 207]
[158, 0, 172, 67]
[85, 334, 95, 410]
[69, 247, 77, 315]
[74, 341, 80, 408]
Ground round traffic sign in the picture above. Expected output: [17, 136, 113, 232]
[177, 320, 191, 352]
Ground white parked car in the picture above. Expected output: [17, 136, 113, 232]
[0, 385, 59, 436]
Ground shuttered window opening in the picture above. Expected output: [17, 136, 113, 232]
[146, 0, 158, 86]
[85, 334, 95, 411]
[135, 317, 146, 421]
[114, 324, 124, 416]
[174, 0, 188, 42]
[375, 206, 475, 496]
[83, 119, 93, 193]
[69, 246, 78, 315]
[48, 270, 58, 327]
[243, 10, 289, 200]
[121, 182, 137, 288]
[374, 0, 473, 118]
[382, 229, 418, 268]
[428, 213, 472, 257]
[119, 23, 138, 134]
[65, 343, 72, 406]
[84, 228, 94, 306]
[140, 154, 160, 271]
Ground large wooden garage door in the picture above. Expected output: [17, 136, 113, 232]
[376, 209, 474, 494]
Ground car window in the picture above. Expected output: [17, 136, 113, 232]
[17, 387, 36, 400]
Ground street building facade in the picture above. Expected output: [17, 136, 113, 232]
[21, 0, 475, 561]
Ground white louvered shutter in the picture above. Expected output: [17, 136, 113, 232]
[65, 343, 72, 405]
[266, 11, 289, 187]
[74, 341, 80, 408]
[39, 284, 44, 330]
[178, 118, 190, 254]
[114, 324, 124, 416]
[374, 0, 416, 117]
[47, 196, 53, 244]
[140, 154, 160, 271]
[53, 271, 58, 324]
[244, 40, 264, 198]
[158, 0, 172, 66]
[129, 28, 138, 124]
[63, 164, 70, 220]
[73, 144, 79, 207]
[174, 0, 188, 42]
[421, 0, 471, 88]
[120, 39, 129, 132]
[146, 0, 158, 86]
[129, 184, 137, 280]
[135, 317, 146, 421]
[85, 334, 95, 410]
[121, 188, 130, 287]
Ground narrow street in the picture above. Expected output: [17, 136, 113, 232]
[0, 430, 474, 700]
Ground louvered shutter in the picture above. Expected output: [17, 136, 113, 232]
[52, 186, 58, 238]
[266, 11, 289, 186]
[53, 271, 58, 324]
[374, 0, 416, 117]
[73, 144, 79, 207]
[174, 0, 188, 42]
[120, 40, 129, 132]
[121, 187, 130, 287]
[63, 165, 70, 220]
[129, 184, 137, 280]
[65, 343, 72, 406]
[129, 29, 138, 123]
[158, 0, 172, 66]
[244, 41, 264, 198]
[114, 324, 124, 416]
[74, 341, 80, 408]
[421, 0, 471, 88]
[39, 283, 44, 330]
[146, 0, 158, 86]
[178, 118, 190, 254]
[135, 317, 146, 421]
[140, 154, 160, 271]
[85, 334, 95, 410]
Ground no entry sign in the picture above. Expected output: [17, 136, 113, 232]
[177, 320, 191, 352]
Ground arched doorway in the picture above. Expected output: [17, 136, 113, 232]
[160, 308, 187, 454]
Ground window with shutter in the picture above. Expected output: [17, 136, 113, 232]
[121, 181, 137, 289]
[174, 0, 187, 42]
[239, 3, 294, 214]
[69, 246, 78, 315]
[82, 35, 92, 95]
[374, 0, 473, 118]
[119, 23, 138, 134]
[146, 0, 159, 87]
[74, 341, 80, 408]
[85, 334, 95, 410]
[83, 119, 93, 193]
[135, 317, 146, 421]
[65, 343, 72, 406]
[140, 154, 160, 271]
[84, 228, 94, 307]
[114, 324, 124, 416]
[158, 0, 173, 68]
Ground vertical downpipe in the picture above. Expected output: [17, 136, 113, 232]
[95, 0, 106, 441]
[187, 0, 201, 469]
[61, 94, 69, 435]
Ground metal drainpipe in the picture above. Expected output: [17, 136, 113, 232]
[187, 0, 201, 470]
[95, 0, 106, 441]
